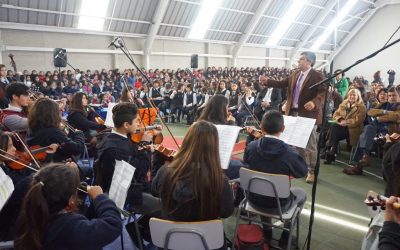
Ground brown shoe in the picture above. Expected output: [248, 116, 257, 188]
[359, 154, 371, 167]
[343, 164, 363, 175]
[306, 173, 315, 183]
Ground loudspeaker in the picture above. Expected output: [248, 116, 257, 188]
[53, 48, 67, 68]
[190, 54, 198, 69]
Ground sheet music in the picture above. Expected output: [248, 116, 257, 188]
[279, 115, 316, 148]
[108, 160, 136, 210]
[216, 125, 242, 169]
[104, 103, 117, 127]
[0, 168, 14, 211]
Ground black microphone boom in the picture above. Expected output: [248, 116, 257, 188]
[107, 37, 120, 48]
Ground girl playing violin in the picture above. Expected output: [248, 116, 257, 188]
[14, 163, 122, 250]
[67, 92, 107, 143]
[27, 98, 85, 162]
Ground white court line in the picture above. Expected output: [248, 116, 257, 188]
[305, 202, 371, 222]
[301, 209, 369, 233]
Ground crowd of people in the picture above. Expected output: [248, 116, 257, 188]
[0, 51, 399, 249]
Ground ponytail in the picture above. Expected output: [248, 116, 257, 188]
[15, 182, 49, 250]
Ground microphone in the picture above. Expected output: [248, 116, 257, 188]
[107, 37, 120, 48]
[54, 50, 64, 59]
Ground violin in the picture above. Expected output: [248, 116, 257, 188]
[389, 133, 400, 142]
[87, 105, 105, 125]
[154, 144, 177, 160]
[131, 125, 164, 145]
[8, 145, 58, 170]
[243, 126, 264, 139]
[365, 190, 400, 210]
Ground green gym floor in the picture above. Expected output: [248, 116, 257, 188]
[160, 123, 384, 250]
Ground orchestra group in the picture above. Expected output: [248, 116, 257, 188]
[0, 51, 399, 249]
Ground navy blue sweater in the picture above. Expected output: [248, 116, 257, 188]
[43, 194, 122, 250]
[243, 136, 307, 209]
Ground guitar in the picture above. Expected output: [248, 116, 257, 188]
[364, 190, 400, 209]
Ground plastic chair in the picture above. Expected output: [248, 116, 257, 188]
[149, 218, 225, 250]
[234, 168, 306, 250]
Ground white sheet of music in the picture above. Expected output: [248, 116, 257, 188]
[279, 115, 316, 148]
[104, 103, 117, 127]
[216, 125, 242, 169]
[0, 168, 14, 211]
[108, 160, 136, 210]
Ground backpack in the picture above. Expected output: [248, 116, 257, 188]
[236, 224, 269, 250]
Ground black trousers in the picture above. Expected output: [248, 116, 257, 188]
[327, 124, 349, 152]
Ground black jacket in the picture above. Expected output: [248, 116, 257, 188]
[27, 128, 85, 162]
[67, 111, 106, 134]
[151, 165, 234, 221]
[244, 136, 307, 210]
[95, 133, 151, 193]
[379, 221, 400, 250]
[43, 194, 122, 250]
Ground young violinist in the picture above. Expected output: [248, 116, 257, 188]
[0, 83, 30, 132]
[27, 98, 85, 162]
[197, 95, 236, 125]
[0, 131, 25, 185]
[14, 163, 122, 250]
[95, 102, 153, 207]
[67, 92, 107, 143]
[151, 120, 234, 221]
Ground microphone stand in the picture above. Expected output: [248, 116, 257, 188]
[305, 36, 400, 250]
[110, 38, 181, 150]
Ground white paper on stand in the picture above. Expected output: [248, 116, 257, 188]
[279, 115, 316, 148]
[0, 168, 14, 211]
[108, 160, 136, 210]
[104, 103, 117, 127]
[215, 125, 242, 169]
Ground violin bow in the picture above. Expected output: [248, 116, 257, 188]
[239, 91, 261, 128]
[13, 132, 42, 169]
[0, 149, 38, 171]
[117, 38, 180, 150]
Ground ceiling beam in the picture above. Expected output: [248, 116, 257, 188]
[144, 0, 170, 55]
[231, 0, 273, 60]
[328, 0, 400, 62]
[288, 0, 337, 64]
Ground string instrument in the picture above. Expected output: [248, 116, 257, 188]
[130, 108, 164, 145]
[87, 104, 105, 125]
[243, 126, 264, 139]
[389, 133, 400, 142]
[7, 145, 57, 170]
[364, 190, 400, 210]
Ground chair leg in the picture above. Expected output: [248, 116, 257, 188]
[296, 216, 299, 249]
[232, 206, 243, 250]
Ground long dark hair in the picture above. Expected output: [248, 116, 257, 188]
[197, 95, 229, 125]
[28, 98, 61, 132]
[69, 92, 88, 116]
[160, 121, 224, 220]
[15, 163, 80, 250]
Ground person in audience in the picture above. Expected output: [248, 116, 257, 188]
[27, 98, 85, 162]
[216, 80, 230, 99]
[324, 88, 366, 164]
[344, 86, 400, 175]
[378, 196, 400, 250]
[254, 80, 282, 121]
[0, 64, 10, 109]
[182, 84, 197, 125]
[228, 82, 240, 113]
[151, 120, 234, 221]
[234, 87, 255, 127]
[243, 110, 307, 247]
[0, 83, 30, 133]
[67, 92, 107, 143]
[334, 69, 349, 97]
[260, 51, 325, 183]
[169, 83, 184, 123]
[14, 163, 122, 250]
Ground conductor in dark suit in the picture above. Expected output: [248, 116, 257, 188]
[260, 51, 325, 183]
